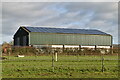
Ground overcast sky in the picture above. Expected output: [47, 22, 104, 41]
[1, 2, 118, 44]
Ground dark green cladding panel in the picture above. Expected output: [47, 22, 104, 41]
[29, 32, 112, 46]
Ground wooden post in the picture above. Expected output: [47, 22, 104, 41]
[110, 45, 113, 54]
[100, 50, 105, 72]
[95, 45, 97, 50]
[77, 45, 81, 61]
[101, 55, 104, 72]
[63, 45, 65, 53]
[55, 52, 57, 61]
[79, 45, 81, 51]
[52, 52, 54, 72]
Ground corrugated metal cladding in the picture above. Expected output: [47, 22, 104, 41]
[30, 32, 112, 46]
[13, 26, 112, 46]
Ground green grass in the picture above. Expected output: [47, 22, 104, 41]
[2, 55, 119, 78]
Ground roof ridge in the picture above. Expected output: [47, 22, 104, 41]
[23, 26, 99, 30]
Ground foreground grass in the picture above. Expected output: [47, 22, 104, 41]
[2, 55, 118, 78]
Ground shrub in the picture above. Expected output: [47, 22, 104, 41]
[11, 46, 37, 56]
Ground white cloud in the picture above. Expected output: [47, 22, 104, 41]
[2, 2, 118, 44]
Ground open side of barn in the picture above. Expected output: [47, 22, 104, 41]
[13, 27, 29, 46]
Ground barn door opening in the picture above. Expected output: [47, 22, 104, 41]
[23, 36, 27, 46]
[17, 37, 20, 46]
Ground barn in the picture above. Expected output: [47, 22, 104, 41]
[13, 26, 112, 48]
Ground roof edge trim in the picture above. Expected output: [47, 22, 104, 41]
[21, 26, 30, 33]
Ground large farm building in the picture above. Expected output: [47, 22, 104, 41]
[13, 26, 112, 48]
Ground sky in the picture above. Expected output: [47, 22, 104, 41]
[1, 2, 118, 44]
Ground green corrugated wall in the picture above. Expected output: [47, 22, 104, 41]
[29, 32, 112, 46]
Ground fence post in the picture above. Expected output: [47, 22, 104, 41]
[55, 52, 57, 62]
[52, 52, 54, 72]
[101, 55, 104, 72]
[62, 45, 65, 53]
[95, 45, 97, 50]
[100, 49, 105, 72]
[110, 46, 113, 54]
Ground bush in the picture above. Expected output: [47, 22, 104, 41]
[12, 46, 37, 56]
[3, 46, 118, 56]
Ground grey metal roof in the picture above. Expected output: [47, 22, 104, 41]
[23, 26, 110, 35]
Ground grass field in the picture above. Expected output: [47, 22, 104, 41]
[2, 55, 119, 78]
